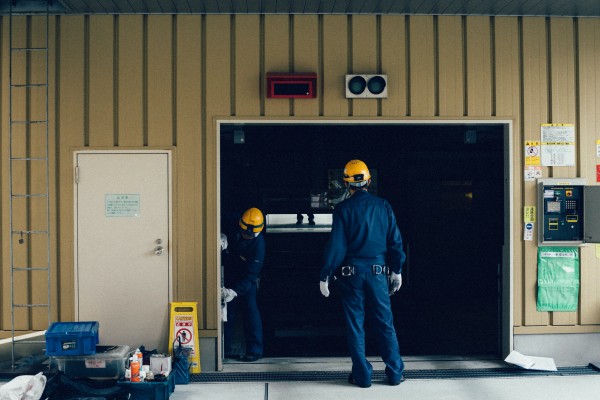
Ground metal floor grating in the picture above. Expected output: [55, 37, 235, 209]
[190, 366, 600, 383]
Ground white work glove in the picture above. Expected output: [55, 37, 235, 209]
[221, 287, 237, 303]
[220, 233, 228, 251]
[389, 272, 402, 294]
[320, 278, 330, 297]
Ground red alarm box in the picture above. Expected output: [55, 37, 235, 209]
[266, 73, 317, 98]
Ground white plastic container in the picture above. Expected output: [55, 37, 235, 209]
[50, 345, 130, 378]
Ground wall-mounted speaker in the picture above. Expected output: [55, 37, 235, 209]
[345, 74, 388, 98]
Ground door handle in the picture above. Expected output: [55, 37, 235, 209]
[155, 246, 164, 255]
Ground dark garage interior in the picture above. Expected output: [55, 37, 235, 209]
[220, 123, 505, 358]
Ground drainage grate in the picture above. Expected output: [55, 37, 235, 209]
[190, 366, 599, 383]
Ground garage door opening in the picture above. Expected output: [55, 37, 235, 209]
[219, 121, 508, 359]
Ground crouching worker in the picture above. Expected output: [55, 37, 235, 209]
[221, 207, 266, 362]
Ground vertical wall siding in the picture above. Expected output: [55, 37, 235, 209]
[578, 19, 600, 326]
[2, 14, 600, 337]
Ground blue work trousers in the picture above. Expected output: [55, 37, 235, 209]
[338, 272, 404, 386]
[224, 282, 263, 356]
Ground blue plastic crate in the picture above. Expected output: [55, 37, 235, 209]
[117, 372, 175, 400]
[45, 321, 99, 356]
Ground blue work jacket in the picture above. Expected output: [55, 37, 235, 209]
[227, 232, 265, 296]
[320, 190, 406, 282]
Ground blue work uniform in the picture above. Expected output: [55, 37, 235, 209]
[224, 232, 265, 357]
[321, 189, 406, 387]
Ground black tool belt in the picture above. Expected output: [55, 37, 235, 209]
[338, 264, 388, 277]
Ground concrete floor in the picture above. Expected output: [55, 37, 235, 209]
[3, 356, 600, 399]
[170, 376, 600, 400]
[167, 357, 600, 400]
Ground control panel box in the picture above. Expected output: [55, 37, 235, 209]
[537, 178, 600, 245]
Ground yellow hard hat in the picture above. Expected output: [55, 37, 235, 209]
[343, 159, 371, 187]
[239, 207, 265, 233]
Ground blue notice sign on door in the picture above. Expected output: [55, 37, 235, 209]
[105, 194, 141, 217]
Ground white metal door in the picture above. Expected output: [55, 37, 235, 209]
[74, 151, 172, 352]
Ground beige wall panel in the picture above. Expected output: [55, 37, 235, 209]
[549, 18, 577, 181]
[351, 15, 378, 117]
[57, 16, 86, 321]
[1, 17, 7, 329]
[381, 16, 407, 117]
[494, 17, 523, 325]
[578, 19, 600, 325]
[88, 16, 114, 147]
[293, 15, 319, 117]
[147, 15, 173, 147]
[174, 15, 202, 304]
[322, 15, 348, 116]
[409, 16, 435, 117]
[5, 11, 600, 341]
[548, 18, 578, 326]
[205, 15, 231, 330]
[522, 17, 549, 327]
[437, 16, 464, 117]
[466, 16, 492, 117]
[117, 16, 144, 147]
[264, 15, 290, 116]
[234, 15, 261, 116]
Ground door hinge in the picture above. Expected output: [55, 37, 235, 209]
[75, 166, 79, 184]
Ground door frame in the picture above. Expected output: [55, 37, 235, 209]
[73, 148, 174, 320]
[216, 118, 514, 366]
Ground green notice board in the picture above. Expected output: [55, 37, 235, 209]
[537, 247, 580, 312]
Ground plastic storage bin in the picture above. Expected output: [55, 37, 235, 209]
[117, 372, 175, 400]
[50, 345, 130, 379]
[172, 347, 191, 385]
[45, 321, 99, 356]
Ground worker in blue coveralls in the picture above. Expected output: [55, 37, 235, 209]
[319, 160, 406, 388]
[221, 207, 266, 362]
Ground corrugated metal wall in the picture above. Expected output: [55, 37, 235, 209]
[2, 14, 600, 340]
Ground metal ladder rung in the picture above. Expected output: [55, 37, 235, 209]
[10, 157, 48, 161]
[12, 340, 46, 345]
[11, 47, 48, 52]
[12, 267, 50, 271]
[13, 304, 50, 308]
[11, 83, 48, 88]
[11, 194, 49, 199]
[11, 230, 49, 235]
[10, 120, 48, 124]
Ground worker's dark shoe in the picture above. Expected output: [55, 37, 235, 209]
[240, 353, 262, 362]
[348, 373, 371, 388]
[388, 375, 406, 386]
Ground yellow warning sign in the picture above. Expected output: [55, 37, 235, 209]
[169, 302, 201, 373]
[525, 141, 541, 166]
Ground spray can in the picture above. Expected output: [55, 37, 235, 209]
[135, 349, 144, 366]
[130, 356, 141, 383]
